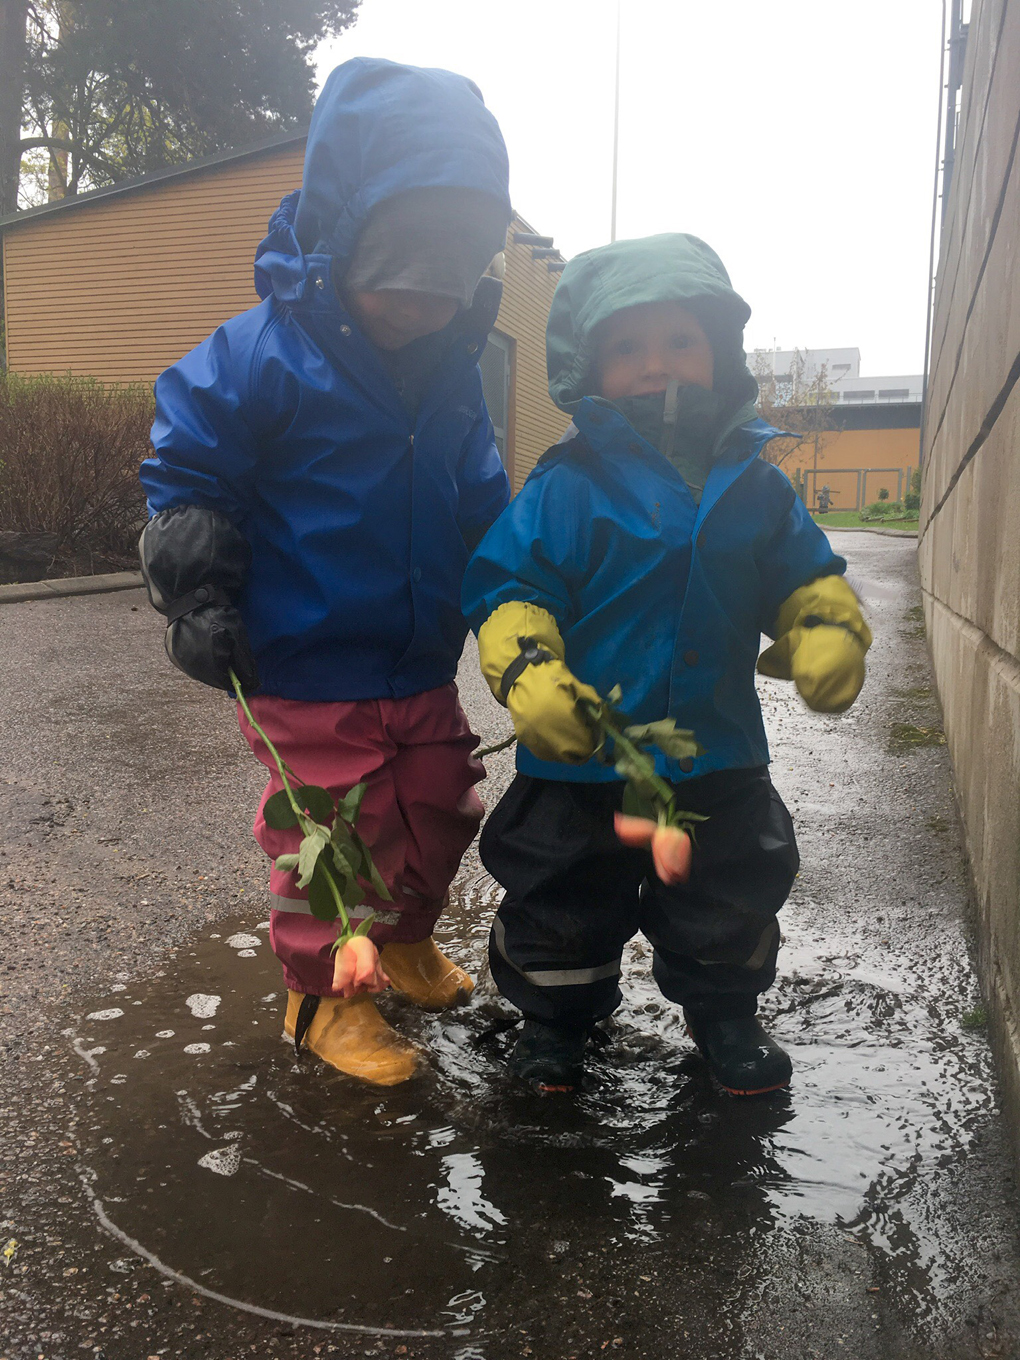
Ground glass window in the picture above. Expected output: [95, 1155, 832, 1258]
[844, 390, 876, 402]
[479, 331, 512, 464]
[878, 388, 910, 401]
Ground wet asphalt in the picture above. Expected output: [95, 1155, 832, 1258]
[1, 531, 1019, 1360]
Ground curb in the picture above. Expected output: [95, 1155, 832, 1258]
[821, 527, 918, 538]
[0, 570, 144, 605]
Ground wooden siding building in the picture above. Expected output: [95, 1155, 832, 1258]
[0, 134, 567, 490]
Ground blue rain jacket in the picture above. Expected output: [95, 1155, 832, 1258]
[140, 58, 512, 701]
[463, 400, 845, 783]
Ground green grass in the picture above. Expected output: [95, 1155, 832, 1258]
[812, 511, 919, 532]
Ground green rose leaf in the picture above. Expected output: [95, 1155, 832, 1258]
[336, 781, 367, 825]
[263, 790, 298, 830]
[330, 816, 360, 866]
[294, 785, 336, 826]
[274, 852, 300, 872]
[352, 916, 375, 938]
[307, 857, 341, 922]
[296, 825, 330, 890]
[328, 847, 365, 910]
[624, 720, 706, 761]
[352, 830, 392, 901]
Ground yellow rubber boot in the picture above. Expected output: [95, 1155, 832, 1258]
[284, 990, 418, 1086]
[379, 938, 475, 1011]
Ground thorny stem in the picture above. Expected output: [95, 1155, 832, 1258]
[322, 864, 352, 938]
[230, 669, 308, 825]
[475, 733, 517, 759]
[578, 698, 705, 836]
[579, 699, 678, 816]
[231, 668, 364, 948]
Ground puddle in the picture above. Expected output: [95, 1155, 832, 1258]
[64, 880, 997, 1346]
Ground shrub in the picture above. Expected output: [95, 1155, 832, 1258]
[0, 372, 153, 557]
[878, 487, 890, 501]
[904, 467, 922, 513]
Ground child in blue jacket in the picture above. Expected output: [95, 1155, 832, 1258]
[463, 233, 871, 1095]
[139, 58, 512, 1086]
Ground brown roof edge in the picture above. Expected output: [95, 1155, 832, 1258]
[0, 129, 309, 233]
[508, 209, 565, 262]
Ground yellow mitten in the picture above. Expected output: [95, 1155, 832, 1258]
[478, 601, 600, 763]
[757, 575, 872, 714]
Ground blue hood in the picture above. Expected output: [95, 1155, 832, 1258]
[254, 57, 511, 305]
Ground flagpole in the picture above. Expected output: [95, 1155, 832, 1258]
[610, 0, 621, 242]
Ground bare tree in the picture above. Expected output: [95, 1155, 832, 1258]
[750, 349, 837, 473]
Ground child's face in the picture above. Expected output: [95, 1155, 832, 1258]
[349, 289, 459, 350]
[594, 303, 714, 400]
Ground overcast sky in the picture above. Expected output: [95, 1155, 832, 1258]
[316, 0, 945, 377]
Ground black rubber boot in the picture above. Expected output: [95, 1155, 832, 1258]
[685, 1014, 792, 1095]
[510, 1018, 589, 1092]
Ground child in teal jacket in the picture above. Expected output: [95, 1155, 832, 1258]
[463, 233, 871, 1095]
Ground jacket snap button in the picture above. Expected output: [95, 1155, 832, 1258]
[412, 567, 422, 582]
[340, 324, 351, 336]
[684, 649, 699, 667]
[314, 276, 325, 290]
[679, 756, 695, 774]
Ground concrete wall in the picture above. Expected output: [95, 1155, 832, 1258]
[919, 0, 1020, 1145]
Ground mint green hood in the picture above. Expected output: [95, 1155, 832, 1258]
[546, 233, 758, 417]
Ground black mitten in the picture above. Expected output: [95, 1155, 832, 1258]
[139, 505, 259, 692]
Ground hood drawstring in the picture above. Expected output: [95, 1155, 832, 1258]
[660, 378, 680, 462]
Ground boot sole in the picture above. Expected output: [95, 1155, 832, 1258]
[719, 1079, 791, 1097]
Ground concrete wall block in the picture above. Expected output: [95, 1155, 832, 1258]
[927, 0, 1020, 438]
[926, 595, 1020, 1134]
[931, 0, 1006, 359]
[926, 382, 1020, 660]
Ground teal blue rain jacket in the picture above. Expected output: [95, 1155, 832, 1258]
[462, 400, 845, 783]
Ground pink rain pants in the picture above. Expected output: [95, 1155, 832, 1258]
[238, 684, 485, 995]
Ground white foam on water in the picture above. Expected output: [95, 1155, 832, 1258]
[133, 1050, 150, 1059]
[155, 1029, 175, 1039]
[256, 921, 271, 930]
[225, 933, 260, 950]
[237, 949, 258, 957]
[183, 1043, 211, 1055]
[185, 994, 221, 1018]
[87, 1009, 124, 1021]
[197, 1145, 242, 1176]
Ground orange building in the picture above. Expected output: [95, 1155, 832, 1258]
[775, 402, 922, 511]
[0, 133, 568, 491]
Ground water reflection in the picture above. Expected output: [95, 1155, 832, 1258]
[63, 856, 998, 1353]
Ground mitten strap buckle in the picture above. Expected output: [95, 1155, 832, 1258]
[499, 636, 555, 703]
[165, 584, 231, 624]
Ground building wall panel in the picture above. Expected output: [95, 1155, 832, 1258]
[919, 0, 1020, 1162]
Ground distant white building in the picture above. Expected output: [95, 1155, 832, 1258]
[747, 346, 923, 404]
